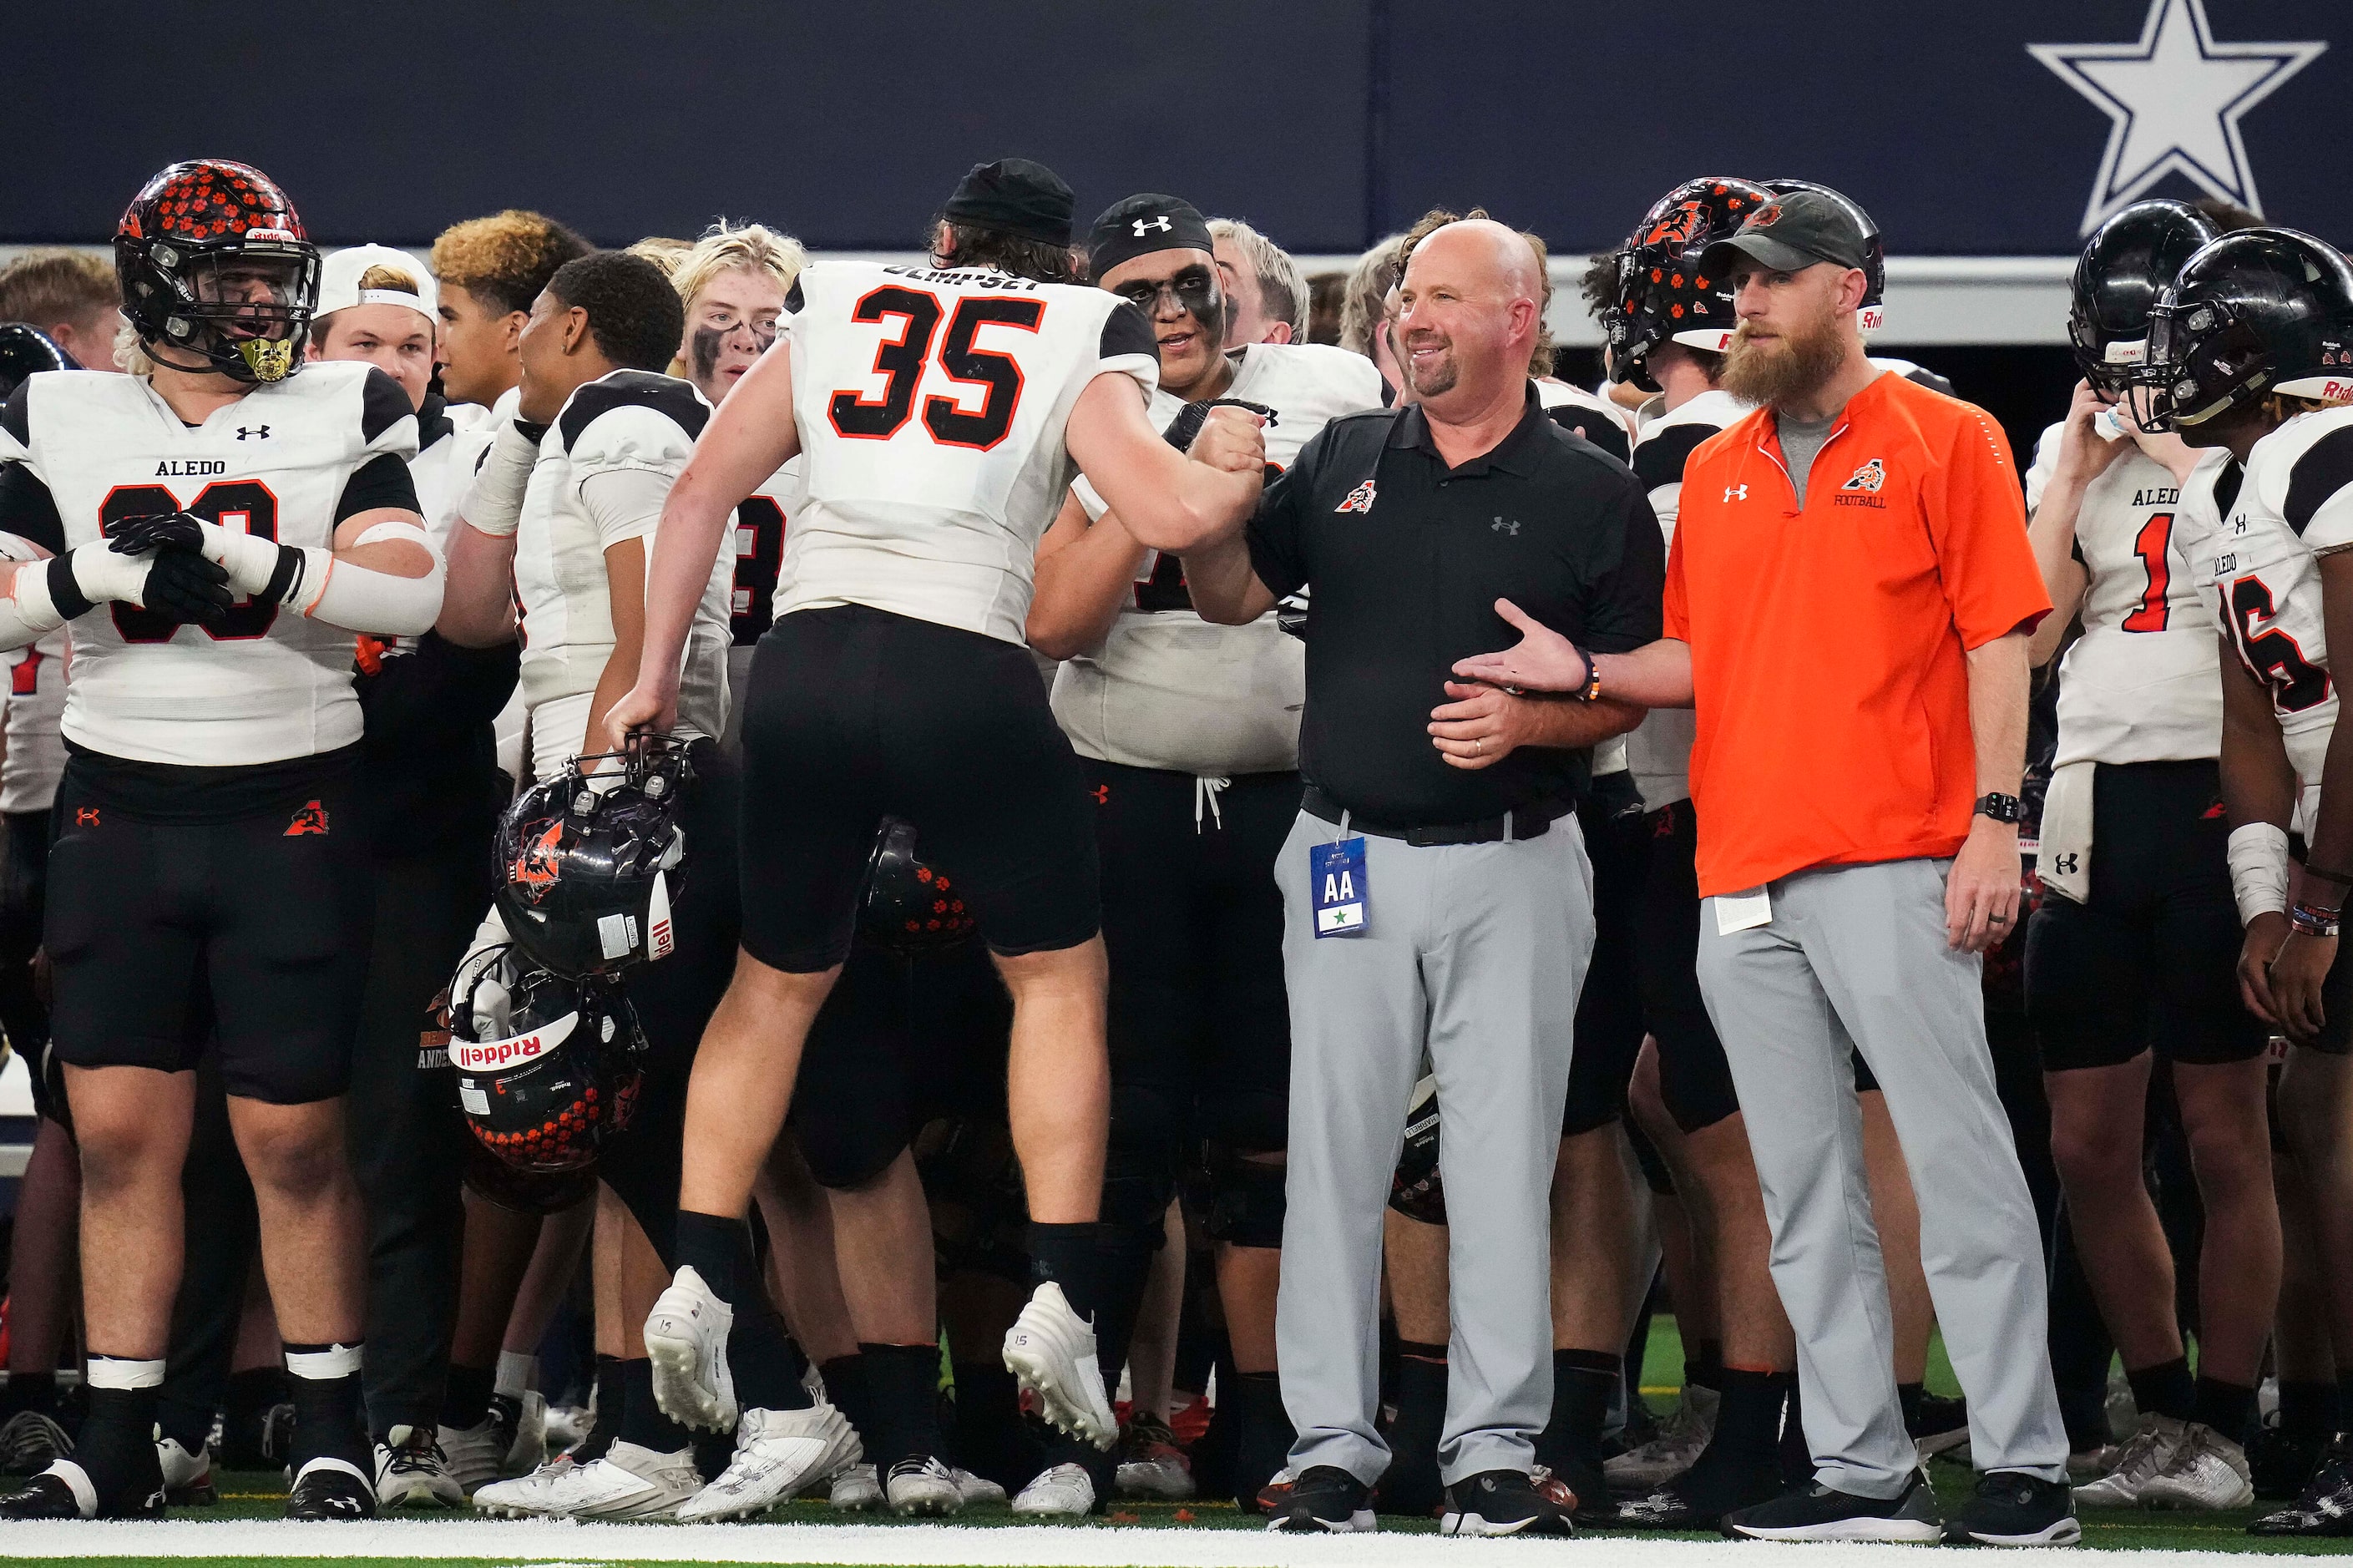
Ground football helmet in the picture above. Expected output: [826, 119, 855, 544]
[1607, 177, 1772, 389]
[2138, 229, 2353, 433]
[447, 940, 645, 1176]
[1763, 179, 1888, 331]
[114, 159, 319, 384]
[860, 817, 979, 953]
[2068, 200, 2222, 393]
[494, 736, 691, 978]
[0, 324, 77, 397]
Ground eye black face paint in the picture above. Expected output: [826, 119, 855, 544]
[690, 326, 726, 385]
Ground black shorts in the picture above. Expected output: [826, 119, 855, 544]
[2026, 759, 2265, 1070]
[0, 809, 54, 1122]
[1564, 772, 1652, 1136]
[789, 938, 1012, 1190]
[45, 747, 373, 1105]
[1637, 798, 1742, 1133]
[1090, 761, 1296, 1166]
[737, 605, 1099, 972]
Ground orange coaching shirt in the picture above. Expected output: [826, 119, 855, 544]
[1661, 372, 2049, 898]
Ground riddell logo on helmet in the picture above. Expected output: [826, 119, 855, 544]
[451, 1032, 551, 1073]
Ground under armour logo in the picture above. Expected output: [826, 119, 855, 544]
[235, 424, 271, 440]
[1723, 484, 1748, 502]
[73, 807, 99, 827]
[1490, 516, 1521, 536]
[2050, 852, 2080, 876]
[1091, 784, 1111, 805]
[1131, 215, 1173, 237]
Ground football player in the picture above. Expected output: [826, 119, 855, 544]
[438, 251, 794, 1523]
[1211, 218, 1307, 348]
[1021, 193, 1381, 1515]
[2143, 228, 2353, 1539]
[0, 159, 444, 1520]
[605, 156, 1263, 1516]
[428, 210, 591, 414]
[2024, 200, 2277, 1513]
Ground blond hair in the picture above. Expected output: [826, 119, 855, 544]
[1207, 218, 1308, 341]
[430, 210, 590, 316]
[671, 221, 807, 313]
[0, 249, 118, 331]
[627, 236, 693, 278]
[1399, 206, 1555, 378]
[356, 263, 422, 296]
[1339, 235, 1405, 359]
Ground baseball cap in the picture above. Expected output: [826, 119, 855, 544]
[316, 244, 438, 328]
[1700, 190, 1874, 278]
[942, 159, 1075, 249]
[1086, 194, 1214, 281]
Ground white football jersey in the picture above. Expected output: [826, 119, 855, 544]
[780, 260, 1158, 645]
[1536, 378, 1633, 468]
[1053, 342, 1383, 775]
[2024, 422, 2224, 767]
[734, 457, 802, 646]
[0, 362, 417, 766]
[411, 394, 499, 550]
[1, 630, 66, 815]
[2187, 406, 2353, 791]
[1624, 388, 1748, 810]
[513, 372, 731, 756]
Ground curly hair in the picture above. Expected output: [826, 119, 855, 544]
[431, 210, 592, 316]
[545, 253, 686, 374]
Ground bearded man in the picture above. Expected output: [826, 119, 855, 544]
[1448, 190, 2077, 1549]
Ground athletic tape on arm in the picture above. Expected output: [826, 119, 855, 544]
[291, 521, 446, 637]
[2229, 822, 2291, 926]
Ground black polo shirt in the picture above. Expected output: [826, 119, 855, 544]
[1246, 386, 1663, 828]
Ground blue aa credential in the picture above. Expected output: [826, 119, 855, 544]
[1311, 836, 1369, 938]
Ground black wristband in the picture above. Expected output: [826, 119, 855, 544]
[257, 543, 302, 608]
[46, 552, 91, 621]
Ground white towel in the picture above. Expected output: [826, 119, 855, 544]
[2039, 761, 2094, 904]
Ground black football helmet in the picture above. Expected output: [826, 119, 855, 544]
[1763, 180, 1887, 332]
[2137, 229, 2353, 434]
[114, 159, 319, 384]
[1606, 177, 1773, 390]
[493, 736, 691, 978]
[860, 817, 979, 953]
[2068, 200, 2222, 393]
[446, 941, 645, 1176]
[0, 324, 78, 397]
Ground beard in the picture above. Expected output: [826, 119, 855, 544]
[1720, 304, 1849, 408]
[1403, 333, 1457, 397]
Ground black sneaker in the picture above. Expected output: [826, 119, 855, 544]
[0, 1459, 164, 1519]
[1942, 1469, 2080, 1546]
[1440, 1468, 1576, 1536]
[1910, 1393, 1971, 1461]
[2249, 1419, 2330, 1501]
[1266, 1464, 1374, 1532]
[1617, 1448, 1785, 1530]
[286, 1459, 377, 1520]
[2250, 1435, 2353, 1537]
[1723, 1469, 1944, 1542]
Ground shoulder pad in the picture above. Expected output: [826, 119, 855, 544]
[2214, 457, 2246, 522]
[1550, 404, 1629, 465]
[1100, 300, 1156, 363]
[2285, 424, 2353, 537]
[1632, 422, 1719, 492]
[360, 366, 414, 446]
[0, 381, 28, 458]
[559, 372, 711, 454]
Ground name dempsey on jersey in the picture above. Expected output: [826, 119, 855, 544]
[882, 264, 1044, 292]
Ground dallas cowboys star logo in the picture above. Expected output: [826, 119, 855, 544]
[2030, 0, 2325, 235]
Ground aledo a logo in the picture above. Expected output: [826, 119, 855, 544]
[1842, 458, 1887, 493]
[1335, 479, 1378, 514]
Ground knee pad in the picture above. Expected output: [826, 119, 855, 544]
[1206, 1149, 1287, 1249]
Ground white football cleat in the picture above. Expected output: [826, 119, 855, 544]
[828, 1460, 883, 1510]
[1002, 1282, 1117, 1449]
[954, 1465, 1010, 1507]
[373, 1425, 461, 1509]
[476, 1441, 701, 1520]
[156, 1436, 217, 1505]
[644, 1266, 739, 1433]
[675, 1403, 860, 1523]
[1607, 1385, 1718, 1495]
[437, 1406, 514, 1496]
[1012, 1460, 1097, 1516]
[887, 1454, 968, 1515]
[2074, 1414, 2183, 1507]
[2138, 1422, 2255, 1510]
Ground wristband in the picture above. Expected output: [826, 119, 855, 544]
[2291, 901, 2342, 939]
[43, 554, 90, 622]
[2229, 822, 2291, 926]
[1573, 650, 1601, 702]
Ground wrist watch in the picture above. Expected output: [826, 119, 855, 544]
[1975, 792, 2023, 825]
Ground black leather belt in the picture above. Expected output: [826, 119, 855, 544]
[1303, 786, 1563, 847]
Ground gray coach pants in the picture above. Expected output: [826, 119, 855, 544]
[1273, 808, 1595, 1485]
[1696, 857, 2067, 1497]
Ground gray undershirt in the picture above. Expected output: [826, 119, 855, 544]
[1776, 409, 1838, 501]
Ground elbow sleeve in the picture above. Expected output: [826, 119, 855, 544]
[296, 523, 446, 637]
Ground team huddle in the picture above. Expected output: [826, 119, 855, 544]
[0, 143, 2347, 1545]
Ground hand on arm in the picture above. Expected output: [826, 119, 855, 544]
[1025, 488, 1151, 659]
[1450, 599, 1694, 706]
[1065, 373, 1263, 554]
[2265, 552, 2353, 1039]
[1946, 629, 2030, 952]
[1428, 680, 1643, 770]
[2219, 639, 2299, 1029]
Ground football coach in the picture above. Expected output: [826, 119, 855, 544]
[1451, 190, 2075, 1547]
[1180, 215, 1663, 1534]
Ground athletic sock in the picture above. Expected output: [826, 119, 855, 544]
[820, 1353, 877, 1446]
[1382, 1344, 1447, 1517]
[2334, 1367, 2353, 1431]
[2125, 1356, 2195, 1423]
[2191, 1377, 2257, 1444]
[860, 1342, 947, 1471]
[571, 1356, 622, 1464]
[440, 1363, 495, 1430]
[2, 1369, 55, 1419]
[1028, 1220, 1150, 1386]
[1536, 1348, 1622, 1473]
[1688, 1338, 1725, 1392]
[155, 1389, 214, 1456]
[1897, 1380, 1924, 1431]
[1228, 1369, 1294, 1511]
[493, 1351, 538, 1400]
[1711, 1367, 1794, 1463]
[77, 1359, 166, 1511]
[2280, 1380, 2339, 1441]
[284, 1342, 371, 1478]
[614, 1358, 693, 1454]
[1777, 1373, 1809, 1487]
[949, 1359, 1037, 1494]
[672, 1209, 811, 1411]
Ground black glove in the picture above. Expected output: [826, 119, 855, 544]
[1161, 397, 1278, 453]
[107, 510, 209, 556]
[140, 547, 233, 627]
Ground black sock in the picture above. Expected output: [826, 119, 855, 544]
[614, 1358, 692, 1454]
[2125, 1356, 2195, 1423]
[821, 1353, 876, 1445]
[1778, 1374, 1809, 1487]
[154, 1393, 214, 1455]
[75, 1383, 164, 1505]
[2192, 1377, 2257, 1444]
[1382, 1346, 1447, 1516]
[2335, 1368, 2353, 1429]
[1026, 1222, 1118, 1339]
[440, 1363, 495, 1430]
[570, 1356, 621, 1464]
[284, 1343, 370, 1477]
[1710, 1367, 1794, 1464]
[1537, 1348, 1621, 1473]
[672, 1209, 811, 1411]
[1230, 1370, 1294, 1510]
[949, 1359, 1038, 1495]
[3, 1370, 55, 1419]
[861, 1342, 947, 1470]
[1897, 1381, 1924, 1431]
[2280, 1380, 2339, 1440]
[1688, 1339, 1725, 1392]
